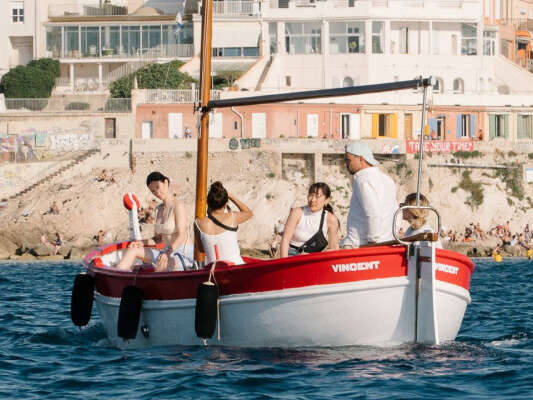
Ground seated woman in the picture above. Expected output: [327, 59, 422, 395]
[117, 171, 192, 272]
[194, 182, 253, 266]
[280, 182, 339, 257]
[401, 192, 442, 248]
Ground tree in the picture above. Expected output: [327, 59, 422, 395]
[109, 60, 195, 98]
[213, 70, 243, 89]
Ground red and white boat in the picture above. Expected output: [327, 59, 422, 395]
[77, 239, 474, 349]
[70, 0, 475, 349]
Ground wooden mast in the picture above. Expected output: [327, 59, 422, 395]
[194, 0, 213, 262]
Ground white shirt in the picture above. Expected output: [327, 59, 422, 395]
[405, 224, 443, 249]
[342, 167, 398, 247]
[289, 206, 328, 248]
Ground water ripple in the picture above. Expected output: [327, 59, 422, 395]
[0, 260, 532, 399]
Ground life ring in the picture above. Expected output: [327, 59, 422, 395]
[527, 249, 533, 260]
[117, 285, 143, 340]
[493, 254, 503, 263]
[71, 273, 95, 327]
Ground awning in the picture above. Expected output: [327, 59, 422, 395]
[212, 25, 260, 47]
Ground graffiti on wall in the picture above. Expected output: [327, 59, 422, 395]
[406, 140, 474, 154]
[0, 134, 37, 161]
[49, 133, 95, 152]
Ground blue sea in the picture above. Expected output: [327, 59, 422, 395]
[0, 259, 531, 400]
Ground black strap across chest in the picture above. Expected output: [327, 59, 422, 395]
[208, 212, 238, 232]
[289, 208, 328, 254]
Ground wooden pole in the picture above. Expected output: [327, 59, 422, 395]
[194, 0, 213, 263]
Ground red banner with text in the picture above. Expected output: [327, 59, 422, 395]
[406, 140, 474, 154]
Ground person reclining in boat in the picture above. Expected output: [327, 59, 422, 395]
[194, 181, 253, 266]
[401, 192, 442, 248]
[117, 171, 193, 272]
[279, 182, 339, 257]
[341, 141, 398, 248]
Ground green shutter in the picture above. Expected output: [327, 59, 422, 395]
[489, 114, 496, 139]
[517, 115, 524, 139]
[504, 115, 509, 139]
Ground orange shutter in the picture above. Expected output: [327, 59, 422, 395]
[372, 114, 379, 138]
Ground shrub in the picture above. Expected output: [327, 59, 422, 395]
[109, 60, 195, 98]
[212, 70, 243, 89]
[452, 150, 482, 159]
[65, 102, 89, 111]
[528, 153, 533, 159]
[27, 58, 60, 79]
[458, 170, 484, 208]
[0, 65, 55, 98]
[495, 165, 524, 200]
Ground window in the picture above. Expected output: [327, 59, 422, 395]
[46, 26, 62, 58]
[456, 114, 475, 138]
[372, 22, 384, 54]
[517, 115, 533, 139]
[212, 47, 259, 57]
[483, 31, 496, 56]
[343, 77, 354, 87]
[372, 113, 398, 138]
[285, 22, 321, 55]
[453, 78, 464, 94]
[329, 21, 365, 54]
[489, 114, 508, 139]
[269, 22, 278, 54]
[12, 1, 24, 23]
[433, 78, 443, 93]
[285, 76, 291, 86]
[461, 23, 477, 55]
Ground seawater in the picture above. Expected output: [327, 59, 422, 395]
[0, 259, 531, 399]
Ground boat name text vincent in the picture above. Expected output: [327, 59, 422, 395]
[331, 261, 380, 272]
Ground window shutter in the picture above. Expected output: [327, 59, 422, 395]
[504, 115, 509, 139]
[390, 114, 398, 138]
[517, 115, 524, 139]
[372, 113, 379, 138]
[428, 118, 438, 138]
[470, 114, 476, 138]
[489, 115, 496, 139]
[456, 114, 462, 138]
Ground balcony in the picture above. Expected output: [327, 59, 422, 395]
[49, 43, 194, 61]
[48, 4, 127, 19]
[199, 0, 260, 16]
[139, 89, 222, 104]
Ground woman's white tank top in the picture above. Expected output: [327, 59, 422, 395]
[195, 213, 244, 265]
[289, 206, 328, 248]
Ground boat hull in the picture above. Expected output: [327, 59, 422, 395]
[85, 245, 473, 349]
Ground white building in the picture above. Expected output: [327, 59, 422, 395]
[3, 0, 533, 97]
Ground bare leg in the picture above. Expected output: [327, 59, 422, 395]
[116, 246, 153, 270]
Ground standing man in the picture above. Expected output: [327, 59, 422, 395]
[341, 141, 398, 248]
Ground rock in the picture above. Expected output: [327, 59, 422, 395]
[38, 255, 65, 261]
[10, 253, 36, 261]
[0, 237, 18, 260]
[58, 246, 72, 257]
[503, 245, 524, 257]
[69, 247, 89, 260]
[32, 244, 53, 257]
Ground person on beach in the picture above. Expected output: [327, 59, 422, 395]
[117, 171, 192, 272]
[401, 193, 442, 248]
[194, 181, 253, 265]
[341, 141, 397, 248]
[280, 182, 339, 257]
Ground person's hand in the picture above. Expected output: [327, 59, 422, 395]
[155, 252, 168, 271]
[129, 241, 143, 249]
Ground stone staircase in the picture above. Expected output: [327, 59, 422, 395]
[1, 149, 101, 203]
[255, 56, 274, 91]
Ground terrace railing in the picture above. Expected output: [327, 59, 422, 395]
[140, 89, 221, 104]
[3, 98, 131, 113]
[203, 0, 259, 15]
[48, 4, 127, 18]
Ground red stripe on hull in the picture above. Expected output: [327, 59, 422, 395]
[87, 244, 474, 301]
